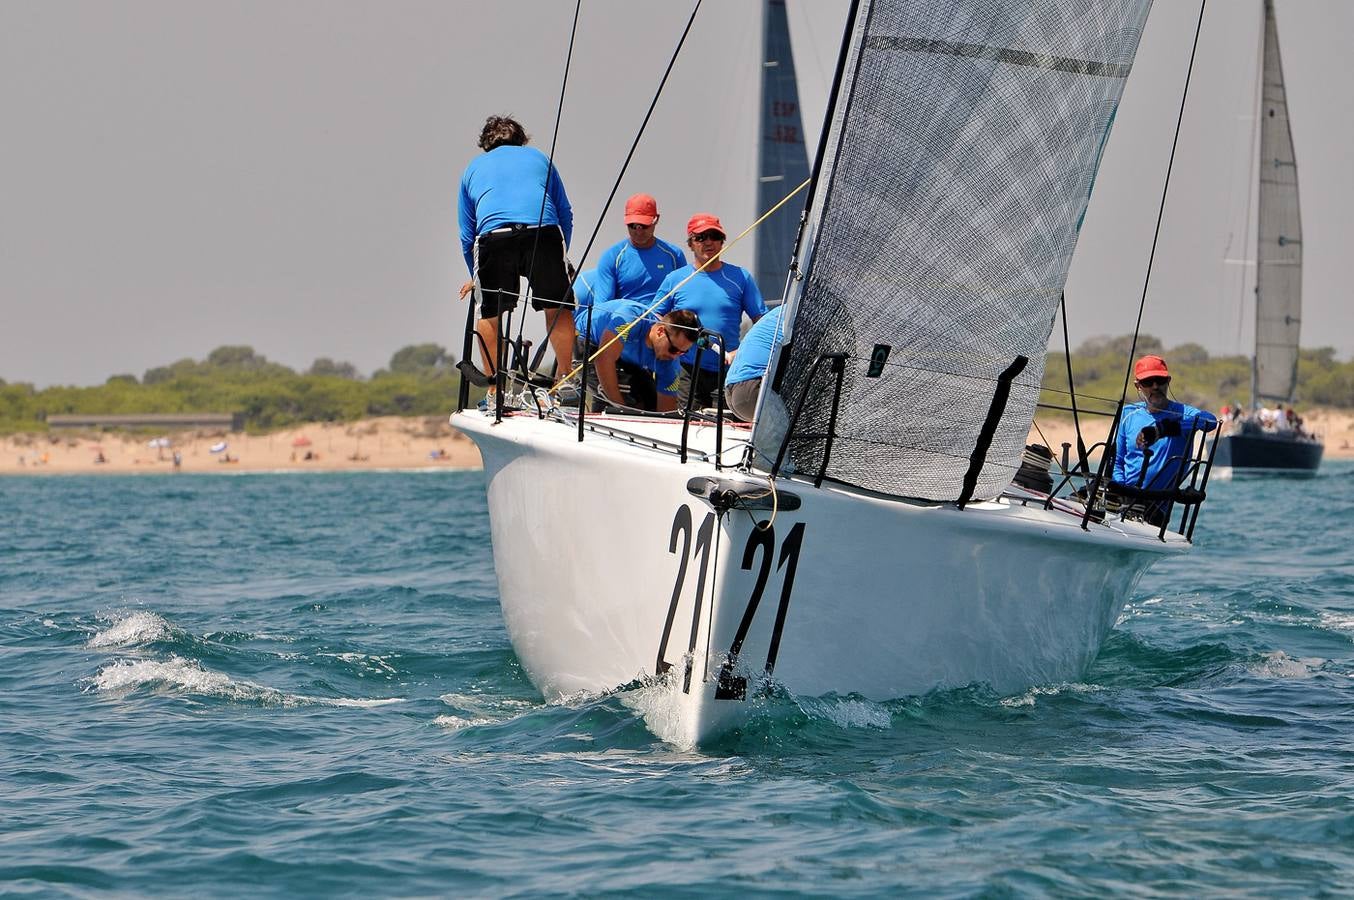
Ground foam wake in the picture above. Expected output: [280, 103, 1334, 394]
[88, 656, 403, 708]
[87, 610, 175, 648]
[433, 692, 535, 730]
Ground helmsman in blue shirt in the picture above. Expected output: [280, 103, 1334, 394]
[1112, 354, 1217, 522]
[592, 193, 687, 307]
[456, 115, 575, 393]
[655, 213, 767, 407]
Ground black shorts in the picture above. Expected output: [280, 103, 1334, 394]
[474, 225, 573, 318]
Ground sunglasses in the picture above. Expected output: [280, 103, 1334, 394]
[1138, 377, 1170, 388]
[690, 231, 725, 243]
[627, 222, 653, 230]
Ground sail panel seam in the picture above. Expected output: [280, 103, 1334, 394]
[863, 35, 1132, 79]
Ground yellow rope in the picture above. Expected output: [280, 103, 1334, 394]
[548, 176, 813, 396]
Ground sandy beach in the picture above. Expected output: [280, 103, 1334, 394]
[3, 408, 1351, 476]
[1, 416, 481, 475]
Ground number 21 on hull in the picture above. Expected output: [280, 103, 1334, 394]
[655, 504, 807, 701]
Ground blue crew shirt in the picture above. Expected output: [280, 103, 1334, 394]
[572, 268, 603, 334]
[726, 305, 786, 387]
[1113, 401, 1218, 490]
[593, 238, 687, 305]
[588, 300, 685, 396]
[458, 145, 573, 274]
[655, 263, 767, 372]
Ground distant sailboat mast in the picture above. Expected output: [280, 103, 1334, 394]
[756, 0, 811, 306]
[1253, 0, 1303, 407]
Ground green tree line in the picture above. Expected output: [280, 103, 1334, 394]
[1040, 334, 1354, 418]
[0, 344, 472, 434]
[4, 336, 1350, 434]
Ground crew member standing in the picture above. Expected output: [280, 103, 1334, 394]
[655, 214, 766, 407]
[457, 115, 575, 395]
[592, 194, 687, 305]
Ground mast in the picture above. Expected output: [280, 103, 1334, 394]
[755, 0, 811, 306]
[1254, 0, 1303, 405]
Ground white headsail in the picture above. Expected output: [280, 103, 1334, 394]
[753, 0, 1155, 502]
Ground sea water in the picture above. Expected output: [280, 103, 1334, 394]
[3, 465, 1353, 896]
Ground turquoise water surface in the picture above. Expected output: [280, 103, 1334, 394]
[3, 464, 1353, 896]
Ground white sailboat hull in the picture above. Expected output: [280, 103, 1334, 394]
[454, 409, 1184, 746]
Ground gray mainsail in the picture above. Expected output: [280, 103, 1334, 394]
[1253, 0, 1302, 404]
[756, 0, 811, 306]
[752, 0, 1154, 502]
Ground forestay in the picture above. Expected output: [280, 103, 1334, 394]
[753, 0, 1154, 502]
[1254, 0, 1302, 404]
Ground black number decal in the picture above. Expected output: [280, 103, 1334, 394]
[764, 522, 805, 676]
[655, 505, 693, 676]
[715, 521, 806, 699]
[656, 506, 716, 692]
[683, 512, 716, 693]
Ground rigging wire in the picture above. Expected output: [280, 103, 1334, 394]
[510, 0, 583, 369]
[1058, 293, 1089, 468]
[567, 0, 704, 281]
[1116, 0, 1210, 406]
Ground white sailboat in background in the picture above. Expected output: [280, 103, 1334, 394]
[1214, 0, 1323, 478]
[453, 0, 1212, 747]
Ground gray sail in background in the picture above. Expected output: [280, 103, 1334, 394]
[756, 0, 811, 306]
[752, 0, 1153, 502]
[1254, 0, 1302, 404]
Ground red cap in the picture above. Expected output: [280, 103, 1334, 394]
[624, 193, 659, 226]
[686, 213, 725, 237]
[1134, 355, 1170, 381]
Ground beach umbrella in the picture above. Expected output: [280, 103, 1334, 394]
[292, 436, 312, 448]
[209, 441, 228, 454]
[146, 437, 171, 449]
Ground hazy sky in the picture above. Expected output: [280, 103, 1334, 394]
[3, 0, 1350, 388]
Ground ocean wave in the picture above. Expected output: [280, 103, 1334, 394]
[87, 655, 403, 708]
[433, 714, 496, 730]
[1248, 650, 1324, 679]
[318, 651, 400, 676]
[1319, 612, 1354, 635]
[1000, 681, 1104, 708]
[796, 695, 892, 729]
[87, 610, 175, 648]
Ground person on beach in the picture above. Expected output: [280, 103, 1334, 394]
[1111, 355, 1217, 523]
[586, 303, 700, 412]
[591, 194, 687, 306]
[457, 115, 576, 397]
[724, 304, 785, 422]
[655, 214, 766, 408]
